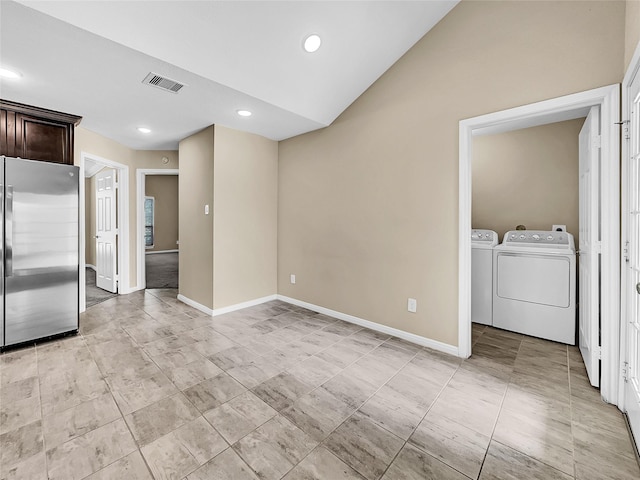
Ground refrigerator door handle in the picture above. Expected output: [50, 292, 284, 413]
[6, 185, 13, 277]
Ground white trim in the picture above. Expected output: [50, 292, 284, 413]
[459, 85, 621, 404]
[119, 285, 143, 295]
[85, 264, 96, 271]
[177, 294, 214, 316]
[136, 168, 179, 290]
[176, 293, 277, 317]
[145, 249, 179, 255]
[277, 295, 459, 357]
[213, 295, 278, 316]
[599, 85, 621, 405]
[80, 152, 130, 313]
[619, 40, 640, 410]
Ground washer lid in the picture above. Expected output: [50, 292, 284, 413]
[471, 229, 498, 247]
[500, 230, 575, 252]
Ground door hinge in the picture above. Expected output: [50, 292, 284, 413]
[624, 241, 630, 263]
[595, 345, 602, 360]
[623, 361, 629, 382]
[594, 241, 602, 255]
[592, 135, 601, 149]
[619, 118, 631, 140]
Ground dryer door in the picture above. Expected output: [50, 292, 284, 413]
[496, 253, 571, 307]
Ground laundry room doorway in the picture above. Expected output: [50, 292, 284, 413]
[459, 84, 621, 404]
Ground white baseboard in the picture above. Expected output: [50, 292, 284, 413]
[177, 293, 277, 317]
[86, 264, 96, 271]
[146, 249, 179, 255]
[177, 295, 214, 315]
[277, 295, 459, 357]
[212, 295, 278, 316]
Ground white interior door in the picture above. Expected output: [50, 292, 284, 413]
[96, 168, 117, 293]
[579, 106, 601, 387]
[624, 66, 640, 446]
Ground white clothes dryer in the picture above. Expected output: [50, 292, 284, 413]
[471, 229, 498, 326]
[493, 230, 576, 345]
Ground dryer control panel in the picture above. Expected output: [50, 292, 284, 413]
[471, 229, 498, 245]
[502, 230, 575, 250]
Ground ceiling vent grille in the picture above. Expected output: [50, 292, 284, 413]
[142, 72, 186, 93]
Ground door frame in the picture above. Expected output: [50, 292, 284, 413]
[79, 152, 130, 312]
[458, 84, 621, 404]
[136, 168, 179, 289]
[619, 41, 640, 411]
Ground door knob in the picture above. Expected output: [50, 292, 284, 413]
[637, 282, 640, 295]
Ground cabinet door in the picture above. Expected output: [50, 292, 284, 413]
[1, 109, 18, 157]
[15, 114, 72, 165]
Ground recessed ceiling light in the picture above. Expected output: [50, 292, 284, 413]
[0, 68, 22, 79]
[137, 127, 151, 134]
[303, 34, 321, 53]
[237, 110, 252, 117]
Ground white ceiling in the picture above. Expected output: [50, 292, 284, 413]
[0, 1, 458, 150]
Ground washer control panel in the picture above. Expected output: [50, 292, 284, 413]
[502, 230, 574, 249]
[471, 229, 498, 244]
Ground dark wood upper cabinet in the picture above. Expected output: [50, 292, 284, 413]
[0, 100, 82, 165]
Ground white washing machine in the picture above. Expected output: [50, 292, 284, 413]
[493, 230, 576, 345]
[471, 229, 498, 326]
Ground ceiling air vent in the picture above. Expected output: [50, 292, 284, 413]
[142, 72, 186, 94]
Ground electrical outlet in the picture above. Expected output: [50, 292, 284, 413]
[290, 274, 296, 284]
[408, 298, 417, 313]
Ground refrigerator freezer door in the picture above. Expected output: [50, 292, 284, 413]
[0, 163, 3, 347]
[4, 157, 79, 346]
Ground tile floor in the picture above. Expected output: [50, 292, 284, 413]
[1, 289, 639, 480]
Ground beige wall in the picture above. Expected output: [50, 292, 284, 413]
[278, 1, 625, 346]
[75, 127, 179, 290]
[472, 118, 584, 244]
[178, 125, 278, 310]
[626, 0, 640, 70]
[213, 125, 278, 308]
[179, 126, 214, 309]
[145, 175, 179, 252]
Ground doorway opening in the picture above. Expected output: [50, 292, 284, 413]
[459, 85, 621, 404]
[136, 169, 179, 291]
[80, 152, 130, 312]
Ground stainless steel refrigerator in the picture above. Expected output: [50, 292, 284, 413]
[1, 156, 79, 348]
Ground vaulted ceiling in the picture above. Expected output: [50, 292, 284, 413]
[0, 1, 458, 149]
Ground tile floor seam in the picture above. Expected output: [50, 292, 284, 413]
[124, 289, 221, 479]
[219, 332, 421, 479]
[35, 341, 49, 479]
[482, 337, 579, 479]
[475, 330, 523, 479]
[399, 326, 521, 479]
[311, 346, 422, 480]
[193, 325, 388, 479]
[81, 326, 158, 480]
[376, 359, 467, 480]
[223, 443, 264, 480]
[566, 345, 577, 479]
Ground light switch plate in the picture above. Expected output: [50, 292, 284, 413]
[408, 298, 417, 313]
